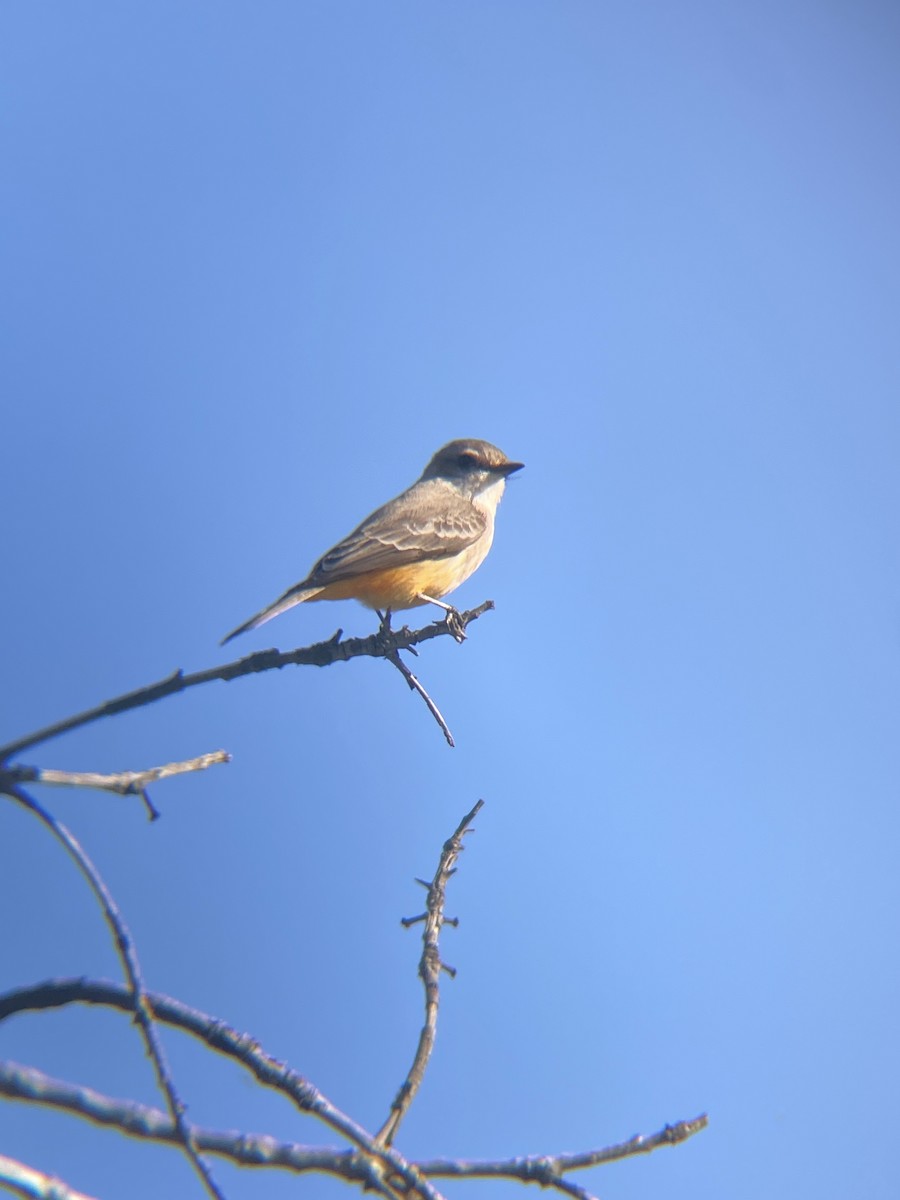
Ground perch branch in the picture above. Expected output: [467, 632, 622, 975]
[1, 787, 225, 1200]
[376, 799, 484, 1147]
[0, 602, 494, 762]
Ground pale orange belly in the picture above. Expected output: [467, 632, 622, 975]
[309, 552, 486, 611]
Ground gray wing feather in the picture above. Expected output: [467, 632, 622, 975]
[308, 488, 486, 584]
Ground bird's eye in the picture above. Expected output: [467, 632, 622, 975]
[456, 451, 478, 469]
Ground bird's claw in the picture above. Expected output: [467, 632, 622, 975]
[445, 608, 466, 644]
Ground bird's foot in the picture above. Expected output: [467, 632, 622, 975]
[416, 593, 467, 644]
[445, 607, 466, 644]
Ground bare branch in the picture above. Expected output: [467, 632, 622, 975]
[416, 1114, 710, 1180]
[385, 650, 455, 747]
[377, 799, 484, 1147]
[0, 602, 494, 762]
[0, 1153, 98, 1200]
[0, 1065, 705, 1195]
[0, 1062, 413, 1193]
[2, 751, 230, 821]
[0, 978, 442, 1200]
[0, 1059, 705, 1198]
[2, 787, 225, 1200]
[550, 1178, 596, 1200]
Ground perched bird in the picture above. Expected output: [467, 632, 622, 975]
[221, 438, 523, 645]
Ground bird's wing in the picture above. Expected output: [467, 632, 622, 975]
[308, 487, 487, 584]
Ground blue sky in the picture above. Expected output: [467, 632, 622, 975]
[2, 3, 899, 1198]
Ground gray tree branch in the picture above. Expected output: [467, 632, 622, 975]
[3, 786, 225, 1200]
[377, 799, 483, 1146]
[0, 1061, 706, 1198]
[0, 602, 494, 763]
[1, 751, 230, 821]
[0, 978, 441, 1200]
[0, 1152, 98, 1200]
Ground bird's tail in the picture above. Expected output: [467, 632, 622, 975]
[220, 584, 322, 646]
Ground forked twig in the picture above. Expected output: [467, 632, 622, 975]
[3, 751, 230, 821]
[0, 1063, 412, 1195]
[376, 799, 484, 1147]
[0, 785, 708, 1200]
[0, 978, 441, 1200]
[0, 1057, 705, 1197]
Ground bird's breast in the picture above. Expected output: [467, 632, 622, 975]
[311, 536, 494, 611]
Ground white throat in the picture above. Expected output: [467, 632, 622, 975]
[474, 475, 507, 520]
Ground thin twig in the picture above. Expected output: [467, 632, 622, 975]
[415, 1113, 710, 1178]
[0, 978, 442, 1200]
[0, 602, 495, 762]
[545, 1178, 596, 1200]
[2, 787, 225, 1200]
[376, 799, 484, 1147]
[3, 751, 230, 822]
[386, 651, 455, 747]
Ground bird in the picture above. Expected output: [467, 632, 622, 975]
[221, 438, 523, 645]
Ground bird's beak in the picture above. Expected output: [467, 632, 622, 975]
[497, 460, 524, 476]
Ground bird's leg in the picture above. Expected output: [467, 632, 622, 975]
[417, 593, 466, 644]
[379, 605, 421, 656]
